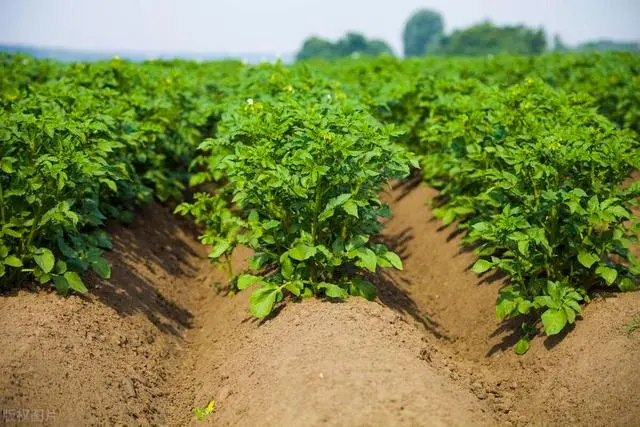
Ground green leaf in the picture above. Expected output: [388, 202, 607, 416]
[87, 248, 102, 262]
[328, 193, 351, 209]
[250, 286, 280, 318]
[569, 188, 587, 198]
[564, 200, 584, 214]
[284, 281, 303, 296]
[64, 271, 88, 293]
[564, 306, 576, 324]
[319, 193, 352, 221]
[91, 257, 111, 279]
[34, 248, 55, 273]
[565, 299, 582, 314]
[95, 231, 112, 249]
[4, 255, 23, 267]
[345, 235, 368, 251]
[376, 204, 392, 218]
[209, 241, 231, 259]
[517, 240, 529, 256]
[52, 275, 69, 294]
[288, 243, 316, 261]
[517, 300, 533, 314]
[319, 283, 348, 299]
[607, 205, 630, 219]
[496, 287, 520, 320]
[595, 265, 617, 285]
[281, 256, 294, 279]
[55, 260, 67, 274]
[101, 178, 117, 192]
[534, 295, 556, 309]
[249, 253, 270, 270]
[342, 200, 359, 217]
[1, 157, 15, 173]
[237, 274, 263, 290]
[317, 208, 335, 222]
[263, 220, 280, 229]
[350, 278, 377, 301]
[441, 209, 456, 225]
[471, 259, 493, 274]
[618, 278, 637, 292]
[541, 309, 567, 336]
[248, 210, 259, 224]
[355, 247, 377, 272]
[514, 337, 530, 355]
[383, 252, 403, 270]
[577, 250, 599, 268]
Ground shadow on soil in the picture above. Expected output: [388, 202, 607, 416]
[377, 226, 414, 260]
[374, 227, 450, 340]
[372, 271, 450, 340]
[391, 173, 424, 202]
[90, 202, 205, 337]
[485, 318, 525, 356]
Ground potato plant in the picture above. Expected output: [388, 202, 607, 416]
[414, 78, 639, 347]
[178, 68, 417, 317]
[0, 54, 241, 291]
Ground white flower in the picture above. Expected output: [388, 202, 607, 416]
[247, 98, 254, 106]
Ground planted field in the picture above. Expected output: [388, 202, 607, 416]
[0, 52, 639, 425]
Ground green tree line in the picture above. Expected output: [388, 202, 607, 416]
[296, 8, 639, 60]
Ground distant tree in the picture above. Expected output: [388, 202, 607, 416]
[296, 33, 394, 61]
[402, 9, 444, 57]
[433, 21, 547, 56]
[364, 40, 394, 56]
[527, 28, 547, 54]
[553, 34, 568, 52]
[296, 37, 336, 61]
[335, 32, 369, 56]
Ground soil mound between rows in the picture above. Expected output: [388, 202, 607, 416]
[172, 292, 493, 426]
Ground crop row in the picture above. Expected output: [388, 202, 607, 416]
[325, 54, 639, 349]
[1, 52, 638, 350]
[0, 54, 241, 291]
[175, 65, 416, 317]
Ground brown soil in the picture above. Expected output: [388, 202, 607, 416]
[0, 204, 215, 426]
[380, 181, 640, 427]
[1, 184, 639, 426]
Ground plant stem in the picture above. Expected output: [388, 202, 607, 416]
[224, 253, 233, 283]
[0, 183, 5, 224]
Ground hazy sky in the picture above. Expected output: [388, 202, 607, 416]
[1, 0, 639, 54]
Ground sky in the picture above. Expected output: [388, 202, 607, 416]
[1, 0, 639, 55]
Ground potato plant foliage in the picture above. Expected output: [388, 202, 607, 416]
[0, 54, 241, 291]
[418, 78, 639, 342]
[1, 51, 639, 351]
[322, 54, 639, 346]
[178, 67, 417, 317]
